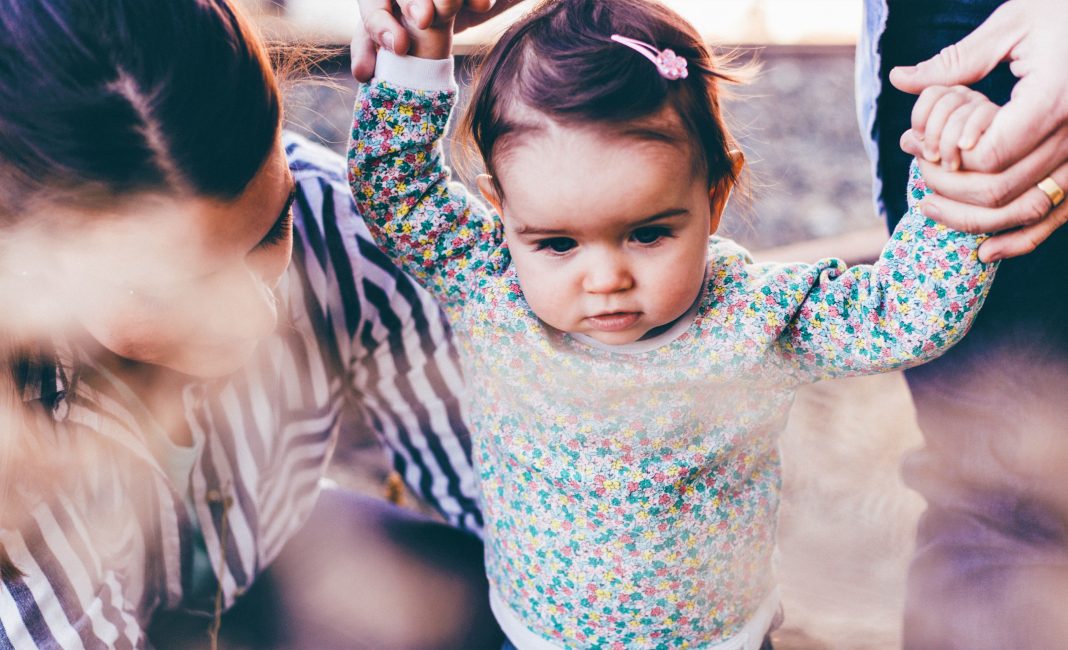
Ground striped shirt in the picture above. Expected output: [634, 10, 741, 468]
[0, 133, 482, 648]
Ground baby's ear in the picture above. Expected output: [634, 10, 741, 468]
[476, 174, 503, 214]
[708, 150, 745, 234]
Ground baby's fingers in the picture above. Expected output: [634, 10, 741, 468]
[911, 86, 955, 146]
[958, 101, 998, 151]
[939, 96, 998, 171]
[939, 102, 978, 171]
[920, 87, 972, 163]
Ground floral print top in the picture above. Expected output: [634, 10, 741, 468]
[348, 71, 996, 649]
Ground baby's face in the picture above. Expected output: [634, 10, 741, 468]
[484, 121, 725, 345]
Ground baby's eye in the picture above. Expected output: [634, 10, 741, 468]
[537, 237, 578, 254]
[631, 226, 671, 244]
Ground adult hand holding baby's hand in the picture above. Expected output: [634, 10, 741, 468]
[351, 0, 520, 79]
[889, 0, 1068, 262]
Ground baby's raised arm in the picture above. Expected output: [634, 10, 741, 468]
[347, 5, 507, 313]
[774, 160, 998, 382]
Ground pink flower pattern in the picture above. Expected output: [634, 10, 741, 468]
[348, 81, 996, 649]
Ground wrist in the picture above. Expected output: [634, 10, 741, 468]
[374, 50, 456, 92]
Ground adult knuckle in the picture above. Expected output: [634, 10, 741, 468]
[1024, 231, 1045, 253]
[973, 142, 1007, 173]
[956, 212, 982, 234]
[936, 44, 964, 72]
[1018, 198, 1049, 227]
[978, 179, 1009, 208]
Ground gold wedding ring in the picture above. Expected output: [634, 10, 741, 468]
[1037, 176, 1065, 208]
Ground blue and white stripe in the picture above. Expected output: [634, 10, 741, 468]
[0, 132, 481, 648]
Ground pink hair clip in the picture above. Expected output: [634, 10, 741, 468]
[610, 34, 689, 80]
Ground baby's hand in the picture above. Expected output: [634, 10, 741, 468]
[399, 0, 466, 60]
[909, 85, 999, 171]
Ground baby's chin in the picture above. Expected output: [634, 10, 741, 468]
[580, 328, 648, 346]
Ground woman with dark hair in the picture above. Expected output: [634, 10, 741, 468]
[0, 1, 501, 647]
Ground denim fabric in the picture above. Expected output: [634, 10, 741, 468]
[862, 2, 1068, 647]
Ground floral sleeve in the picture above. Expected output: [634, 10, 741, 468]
[775, 160, 998, 382]
[348, 81, 507, 313]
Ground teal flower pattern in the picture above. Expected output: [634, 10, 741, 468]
[348, 80, 996, 649]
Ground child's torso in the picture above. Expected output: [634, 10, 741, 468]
[457, 260, 799, 648]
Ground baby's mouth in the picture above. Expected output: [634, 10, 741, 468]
[585, 312, 641, 332]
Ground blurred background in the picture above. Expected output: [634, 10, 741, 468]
[238, 2, 926, 648]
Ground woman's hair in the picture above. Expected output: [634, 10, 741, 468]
[0, 0, 282, 579]
[0, 0, 281, 216]
[459, 0, 749, 192]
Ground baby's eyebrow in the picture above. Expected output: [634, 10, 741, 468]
[514, 208, 689, 237]
[514, 224, 572, 236]
[630, 208, 689, 225]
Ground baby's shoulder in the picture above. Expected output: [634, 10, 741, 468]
[707, 236, 754, 265]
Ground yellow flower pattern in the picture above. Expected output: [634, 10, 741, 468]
[348, 81, 997, 649]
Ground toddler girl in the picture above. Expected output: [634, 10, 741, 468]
[348, 0, 997, 647]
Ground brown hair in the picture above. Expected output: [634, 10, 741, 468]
[0, 0, 282, 578]
[458, 0, 750, 193]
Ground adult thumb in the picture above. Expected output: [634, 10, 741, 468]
[888, 1, 1021, 95]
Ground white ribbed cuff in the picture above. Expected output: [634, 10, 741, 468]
[373, 50, 456, 92]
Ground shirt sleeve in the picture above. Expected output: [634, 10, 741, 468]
[774, 159, 998, 383]
[1, 499, 145, 649]
[288, 149, 482, 533]
[347, 51, 508, 315]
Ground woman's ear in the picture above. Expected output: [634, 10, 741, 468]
[708, 150, 745, 235]
[476, 174, 503, 214]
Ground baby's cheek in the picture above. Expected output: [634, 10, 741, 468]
[651, 252, 706, 316]
[520, 279, 568, 325]
[513, 265, 575, 328]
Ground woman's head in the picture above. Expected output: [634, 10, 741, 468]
[461, 0, 746, 345]
[0, 0, 294, 377]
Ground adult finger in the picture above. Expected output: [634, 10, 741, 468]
[977, 200, 1068, 262]
[887, 0, 1068, 172]
[917, 160, 1068, 235]
[463, 0, 497, 13]
[454, 0, 520, 32]
[360, 3, 412, 56]
[959, 73, 1067, 172]
[888, 1, 1021, 94]
[350, 27, 378, 82]
[913, 127, 1068, 208]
